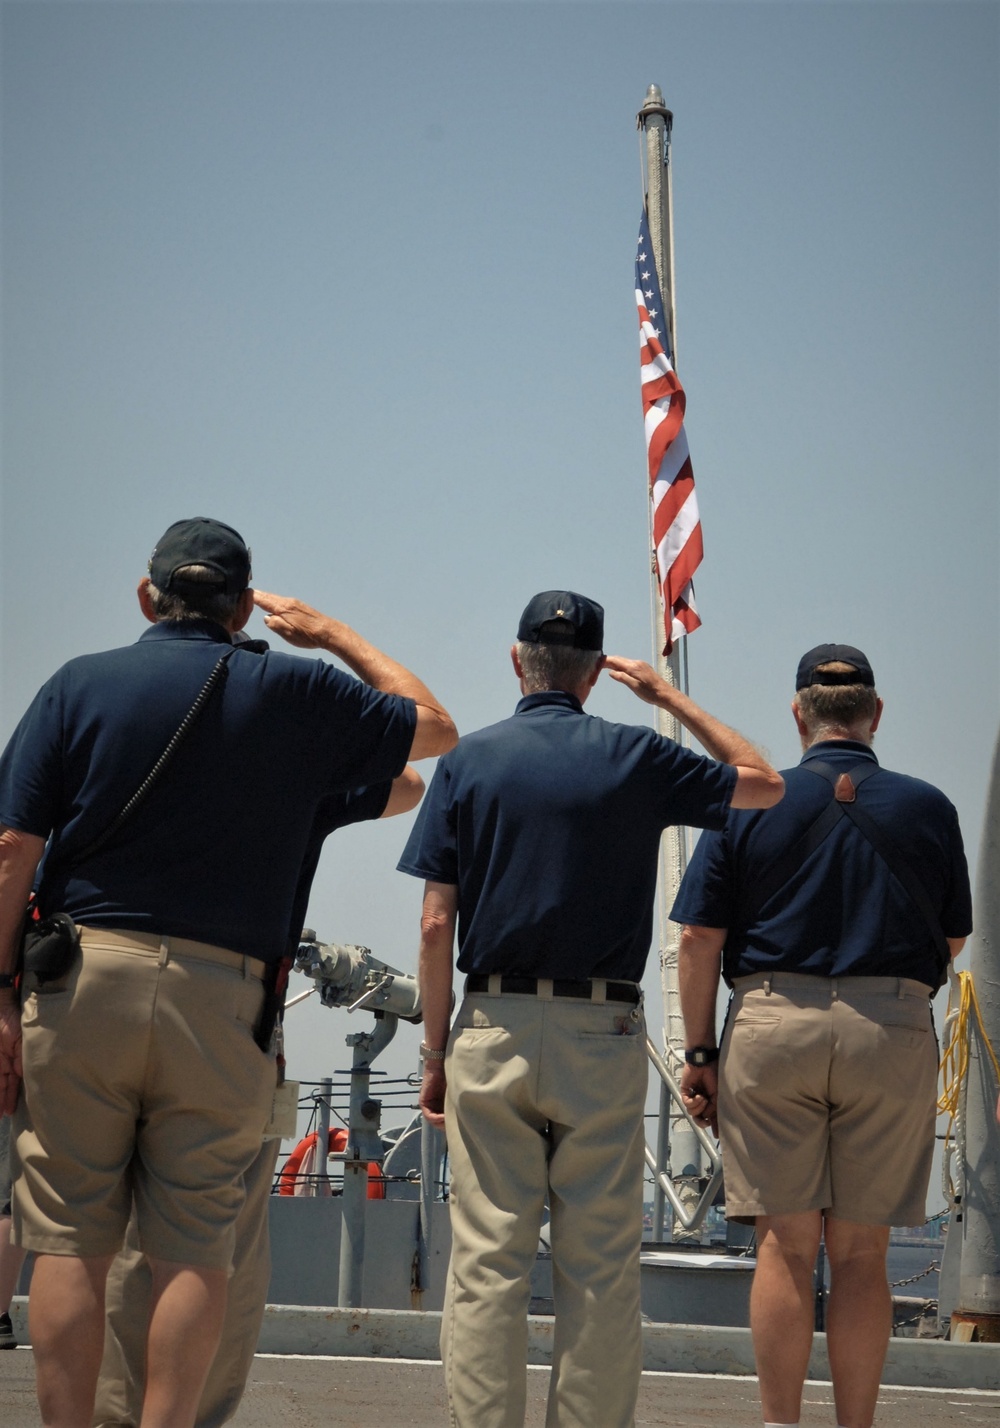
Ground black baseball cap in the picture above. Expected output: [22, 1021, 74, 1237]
[149, 518, 252, 596]
[517, 591, 604, 651]
[795, 643, 875, 691]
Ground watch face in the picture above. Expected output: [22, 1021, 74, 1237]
[685, 1047, 717, 1065]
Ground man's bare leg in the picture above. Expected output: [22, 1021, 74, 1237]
[30, 1252, 114, 1427]
[95, 1140, 280, 1428]
[823, 1217, 892, 1428]
[0, 1213, 27, 1320]
[750, 1211, 822, 1425]
[139, 1260, 227, 1428]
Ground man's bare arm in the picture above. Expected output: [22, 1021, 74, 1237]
[380, 767, 425, 819]
[417, 881, 458, 1130]
[0, 826, 47, 1114]
[253, 590, 458, 760]
[947, 937, 965, 961]
[603, 657, 784, 810]
[677, 923, 727, 1134]
[679, 923, 726, 1046]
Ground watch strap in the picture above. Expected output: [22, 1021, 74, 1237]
[684, 1045, 720, 1065]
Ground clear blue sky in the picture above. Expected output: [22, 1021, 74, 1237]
[2, 2, 997, 1174]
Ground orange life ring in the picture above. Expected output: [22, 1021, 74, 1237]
[277, 1127, 385, 1199]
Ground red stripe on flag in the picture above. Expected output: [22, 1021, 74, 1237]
[646, 406, 686, 482]
[651, 463, 695, 548]
[636, 213, 702, 655]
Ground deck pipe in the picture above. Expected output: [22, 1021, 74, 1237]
[953, 724, 1000, 1340]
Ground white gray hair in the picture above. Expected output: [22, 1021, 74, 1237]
[516, 640, 602, 695]
[794, 664, 879, 742]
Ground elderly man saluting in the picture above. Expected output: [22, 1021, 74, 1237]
[398, 590, 783, 1428]
[0, 517, 456, 1428]
[673, 644, 972, 1428]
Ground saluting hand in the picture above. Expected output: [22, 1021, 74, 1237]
[252, 590, 334, 650]
[603, 657, 674, 708]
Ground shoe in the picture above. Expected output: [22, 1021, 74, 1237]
[0, 1311, 16, 1349]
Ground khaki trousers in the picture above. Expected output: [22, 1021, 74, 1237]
[443, 987, 648, 1428]
[93, 1138, 280, 1428]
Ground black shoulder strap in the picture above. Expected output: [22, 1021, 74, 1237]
[808, 766, 951, 970]
[788, 761, 950, 970]
[802, 759, 881, 792]
[747, 760, 881, 915]
[733, 760, 950, 983]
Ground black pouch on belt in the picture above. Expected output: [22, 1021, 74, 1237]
[22, 912, 82, 986]
[254, 954, 293, 1059]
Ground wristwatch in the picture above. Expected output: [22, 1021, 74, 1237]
[684, 1045, 719, 1066]
[0, 972, 16, 990]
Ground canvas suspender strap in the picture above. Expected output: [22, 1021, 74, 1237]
[746, 762, 880, 916]
[748, 799, 841, 915]
[802, 761, 952, 972]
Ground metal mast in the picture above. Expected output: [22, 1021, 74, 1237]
[953, 724, 1000, 1340]
[637, 85, 701, 1237]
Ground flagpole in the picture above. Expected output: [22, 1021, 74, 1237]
[638, 84, 702, 1240]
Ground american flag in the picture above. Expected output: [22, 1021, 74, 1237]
[635, 209, 702, 653]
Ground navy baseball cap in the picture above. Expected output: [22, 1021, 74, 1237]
[795, 643, 875, 691]
[517, 591, 604, 651]
[149, 518, 252, 596]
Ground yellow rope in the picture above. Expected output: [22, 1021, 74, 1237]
[938, 969, 1000, 1171]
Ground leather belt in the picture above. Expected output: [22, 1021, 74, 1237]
[465, 973, 641, 1005]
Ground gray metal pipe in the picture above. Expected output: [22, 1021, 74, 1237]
[337, 1047, 369, 1309]
[955, 724, 1000, 1337]
[315, 1077, 332, 1194]
[416, 1112, 443, 1308]
[650, 1079, 670, 1241]
[337, 1015, 399, 1309]
[637, 84, 702, 1240]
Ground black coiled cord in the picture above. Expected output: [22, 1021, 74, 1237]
[76, 649, 235, 862]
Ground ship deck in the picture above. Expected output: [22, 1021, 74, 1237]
[2, 1350, 999, 1426]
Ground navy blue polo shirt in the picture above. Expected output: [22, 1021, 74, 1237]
[397, 690, 737, 982]
[286, 782, 391, 954]
[0, 621, 415, 962]
[671, 739, 972, 988]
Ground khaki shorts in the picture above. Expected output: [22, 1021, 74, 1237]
[718, 971, 937, 1226]
[12, 927, 276, 1268]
